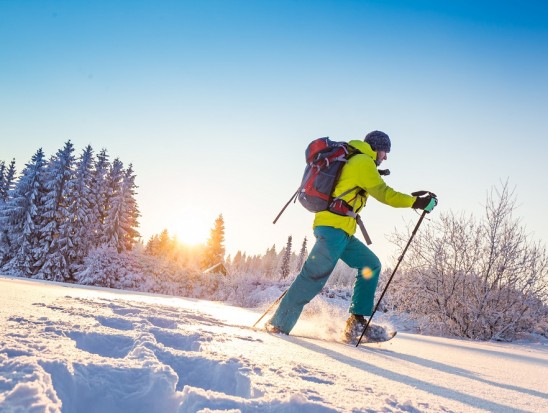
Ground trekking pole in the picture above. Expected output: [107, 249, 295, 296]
[252, 289, 288, 328]
[356, 208, 429, 346]
[273, 189, 299, 224]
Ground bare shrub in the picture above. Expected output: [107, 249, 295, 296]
[387, 181, 547, 341]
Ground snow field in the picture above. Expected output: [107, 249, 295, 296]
[1, 276, 547, 413]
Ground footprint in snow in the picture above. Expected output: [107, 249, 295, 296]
[109, 305, 143, 317]
[67, 331, 134, 359]
[150, 328, 202, 352]
[97, 315, 134, 331]
[146, 316, 178, 329]
[293, 365, 335, 385]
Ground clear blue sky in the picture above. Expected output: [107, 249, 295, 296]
[1, 1, 547, 264]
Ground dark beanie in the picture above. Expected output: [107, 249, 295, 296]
[364, 130, 391, 152]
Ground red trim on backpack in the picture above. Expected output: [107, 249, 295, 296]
[305, 138, 330, 163]
[307, 186, 331, 201]
[329, 199, 355, 216]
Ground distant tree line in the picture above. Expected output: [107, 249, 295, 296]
[144, 215, 309, 280]
[0, 142, 140, 281]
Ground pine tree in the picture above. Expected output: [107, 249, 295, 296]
[295, 236, 308, 273]
[145, 234, 160, 255]
[232, 250, 243, 270]
[90, 149, 111, 247]
[262, 244, 278, 276]
[1, 143, 143, 283]
[280, 235, 293, 279]
[0, 161, 5, 200]
[119, 164, 140, 250]
[0, 161, 5, 258]
[0, 159, 17, 203]
[101, 158, 124, 248]
[63, 145, 95, 275]
[240, 252, 248, 271]
[145, 229, 180, 259]
[0, 149, 47, 275]
[159, 229, 173, 254]
[35, 141, 75, 281]
[202, 214, 225, 269]
[0, 160, 10, 261]
[103, 162, 140, 252]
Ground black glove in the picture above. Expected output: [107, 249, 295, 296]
[412, 191, 438, 212]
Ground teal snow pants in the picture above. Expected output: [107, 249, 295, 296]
[269, 226, 381, 334]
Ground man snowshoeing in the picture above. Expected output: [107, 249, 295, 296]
[266, 131, 437, 342]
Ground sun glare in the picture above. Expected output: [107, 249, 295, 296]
[170, 217, 210, 246]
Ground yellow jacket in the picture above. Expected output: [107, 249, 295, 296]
[313, 140, 415, 235]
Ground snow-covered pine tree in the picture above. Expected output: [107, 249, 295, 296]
[231, 250, 243, 271]
[0, 149, 47, 276]
[145, 229, 173, 257]
[145, 234, 160, 255]
[119, 164, 140, 250]
[34, 141, 75, 281]
[0, 161, 5, 257]
[154, 231, 190, 260]
[103, 161, 140, 252]
[75, 245, 125, 288]
[0, 159, 17, 203]
[63, 145, 95, 276]
[261, 244, 278, 276]
[0, 160, 9, 260]
[240, 252, 248, 270]
[0, 158, 22, 270]
[158, 229, 171, 255]
[0, 161, 5, 200]
[100, 158, 124, 248]
[202, 214, 225, 270]
[236, 251, 250, 272]
[89, 149, 111, 248]
[249, 254, 261, 273]
[295, 236, 308, 273]
[280, 235, 292, 279]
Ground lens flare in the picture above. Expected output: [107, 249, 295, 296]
[361, 267, 373, 280]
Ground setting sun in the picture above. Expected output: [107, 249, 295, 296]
[171, 216, 210, 246]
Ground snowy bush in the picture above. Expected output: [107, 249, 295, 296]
[75, 246, 200, 296]
[387, 182, 548, 341]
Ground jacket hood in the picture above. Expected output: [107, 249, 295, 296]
[348, 140, 376, 158]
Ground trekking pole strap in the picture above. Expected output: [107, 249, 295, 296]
[356, 215, 372, 245]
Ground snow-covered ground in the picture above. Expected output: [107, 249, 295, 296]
[1, 275, 546, 413]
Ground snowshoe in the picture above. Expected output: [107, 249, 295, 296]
[343, 314, 396, 344]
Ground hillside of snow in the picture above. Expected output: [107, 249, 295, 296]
[1, 275, 547, 412]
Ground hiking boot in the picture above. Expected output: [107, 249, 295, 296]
[343, 314, 366, 343]
[343, 314, 392, 343]
[265, 322, 288, 335]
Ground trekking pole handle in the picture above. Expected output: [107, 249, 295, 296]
[411, 190, 436, 197]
